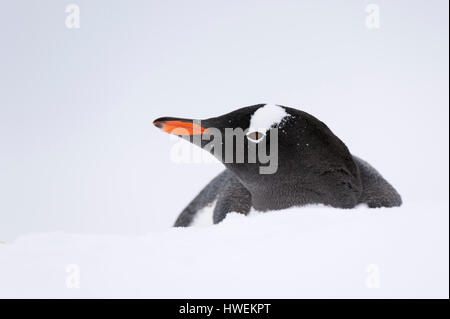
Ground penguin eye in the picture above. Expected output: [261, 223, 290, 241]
[246, 131, 266, 143]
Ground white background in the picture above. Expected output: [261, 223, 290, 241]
[0, 0, 448, 298]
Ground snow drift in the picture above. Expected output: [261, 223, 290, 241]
[0, 201, 448, 298]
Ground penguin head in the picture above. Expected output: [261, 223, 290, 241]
[154, 104, 289, 173]
[153, 103, 358, 199]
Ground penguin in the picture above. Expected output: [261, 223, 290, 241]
[153, 104, 402, 227]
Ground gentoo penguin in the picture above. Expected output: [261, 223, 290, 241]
[153, 104, 402, 227]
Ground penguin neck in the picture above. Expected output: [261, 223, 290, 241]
[226, 167, 317, 211]
[240, 179, 311, 211]
[249, 187, 303, 211]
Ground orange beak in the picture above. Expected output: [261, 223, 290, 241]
[153, 118, 209, 136]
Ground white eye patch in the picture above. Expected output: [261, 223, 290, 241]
[246, 130, 266, 143]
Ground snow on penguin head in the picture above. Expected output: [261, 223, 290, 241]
[246, 104, 290, 142]
[248, 103, 290, 133]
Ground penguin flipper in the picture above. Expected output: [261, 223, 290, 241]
[353, 156, 402, 208]
[173, 170, 231, 227]
[213, 175, 252, 224]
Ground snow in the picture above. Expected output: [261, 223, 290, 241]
[248, 104, 290, 134]
[0, 200, 448, 298]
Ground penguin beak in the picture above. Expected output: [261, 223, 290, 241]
[153, 117, 209, 136]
